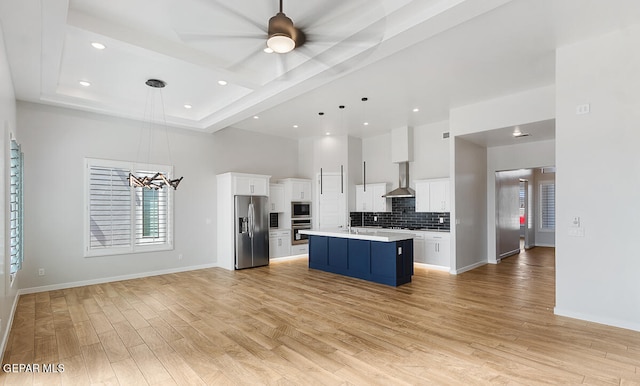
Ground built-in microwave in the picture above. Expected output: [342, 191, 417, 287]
[291, 202, 311, 218]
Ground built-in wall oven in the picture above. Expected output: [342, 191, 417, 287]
[291, 218, 311, 245]
[291, 202, 311, 218]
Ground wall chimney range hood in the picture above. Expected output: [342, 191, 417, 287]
[384, 126, 414, 198]
[383, 162, 415, 198]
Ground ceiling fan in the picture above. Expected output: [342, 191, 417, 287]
[177, 0, 385, 76]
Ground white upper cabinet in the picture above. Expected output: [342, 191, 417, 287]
[355, 183, 390, 212]
[269, 184, 286, 212]
[280, 178, 312, 202]
[415, 178, 450, 212]
[414, 180, 431, 212]
[232, 174, 269, 196]
[292, 180, 312, 201]
[429, 179, 450, 212]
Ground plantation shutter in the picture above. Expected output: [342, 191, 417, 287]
[10, 139, 24, 280]
[540, 183, 555, 230]
[88, 164, 132, 250]
[134, 171, 169, 245]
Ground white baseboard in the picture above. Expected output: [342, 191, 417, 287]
[0, 291, 21, 364]
[269, 255, 308, 263]
[533, 243, 555, 247]
[453, 260, 487, 275]
[19, 263, 218, 295]
[499, 248, 520, 259]
[414, 262, 450, 272]
[554, 307, 640, 333]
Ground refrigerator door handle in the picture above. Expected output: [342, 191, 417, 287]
[248, 202, 255, 239]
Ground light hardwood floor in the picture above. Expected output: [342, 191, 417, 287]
[2, 247, 640, 385]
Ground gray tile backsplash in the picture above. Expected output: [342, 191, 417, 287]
[350, 197, 450, 230]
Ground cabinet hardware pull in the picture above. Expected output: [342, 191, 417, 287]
[363, 161, 366, 192]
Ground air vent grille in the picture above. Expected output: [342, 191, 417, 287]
[442, 132, 450, 139]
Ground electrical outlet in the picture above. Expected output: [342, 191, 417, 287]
[38, 268, 45, 276]
[576, 104, 590, 115]
[178, 254, 183, 260]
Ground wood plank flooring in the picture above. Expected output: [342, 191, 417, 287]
[2, 247, 640, 385]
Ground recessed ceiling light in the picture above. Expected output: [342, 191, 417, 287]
[253, 116, 259, 119]
[325, 132, 331, 136]
[363, 122, 369, 126]
[263, 47, 274, 54]
[218, 80, 228, 86]
[91, 42, 105, 50]
[184, 104, 192, 109]
[79, 80, 91, 87]
[293, 125, 299, 128]
[413, 108, 420, 112]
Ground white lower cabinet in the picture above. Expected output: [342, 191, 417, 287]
[412, 232, 426, 263]
[290, 244, 309, 255]
[269, 230, 291, 258]
[424, 232, 450, 267]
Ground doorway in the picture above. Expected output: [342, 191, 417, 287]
[495, 166, 555, 261]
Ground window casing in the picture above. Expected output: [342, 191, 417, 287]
[85, 159, 173, 257]
[539, 182, 555, 232]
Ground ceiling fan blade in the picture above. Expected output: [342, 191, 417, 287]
[295, 0, 351, 28]
[205, 0, 267, 33]
[226, 42, 269, 73]
[178, 32, 266, 42]
[275, 54, 290, 80]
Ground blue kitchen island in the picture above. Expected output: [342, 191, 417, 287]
[299, 229, 414, 286]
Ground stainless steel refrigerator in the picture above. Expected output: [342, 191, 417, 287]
[234, 195, 269, 269]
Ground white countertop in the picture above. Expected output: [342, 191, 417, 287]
[299, 228, 414, 242]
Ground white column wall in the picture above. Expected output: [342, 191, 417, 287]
[555, 25, 640, 331]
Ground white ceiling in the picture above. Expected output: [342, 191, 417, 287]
[2, 0, 640, 144]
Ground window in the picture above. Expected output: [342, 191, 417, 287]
[85, 159, 173, 256]
[10, 139, 24, 282]
[540, 182, 555, 231]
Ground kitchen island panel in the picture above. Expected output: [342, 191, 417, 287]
[308, 235, 328, 270]
[348, 239, 371, 280]
[306, 234, 413, 286]
[328, 237, 349, 272]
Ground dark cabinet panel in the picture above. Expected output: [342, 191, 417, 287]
[308, 235, 413, 286]
[328, 237, 348, 271]
[308, 235, 328, 269]
[348, 239, 371, 280]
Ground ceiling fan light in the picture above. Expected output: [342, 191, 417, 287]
[267, 34, 295, 53]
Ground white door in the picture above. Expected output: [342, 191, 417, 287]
[316, 172, 345, 229]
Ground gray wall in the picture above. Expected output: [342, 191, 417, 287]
[451, 137, 487, 273]
[17, 102, 299, 291]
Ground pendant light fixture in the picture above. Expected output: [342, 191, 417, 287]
[128, 79, 183, 190]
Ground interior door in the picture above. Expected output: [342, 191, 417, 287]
[316, 172, 345, 229]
